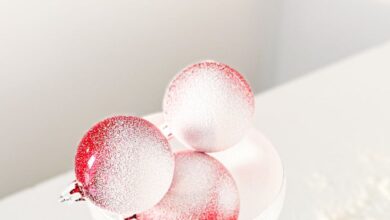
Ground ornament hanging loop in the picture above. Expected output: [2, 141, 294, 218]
[59, 180, 85, 203]
[160, 123, 173, 141]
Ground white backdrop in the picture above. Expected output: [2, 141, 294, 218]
[1, 0, 390, 198]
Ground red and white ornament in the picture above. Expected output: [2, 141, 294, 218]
[136, 151, 240, 220]
[74, 116, 175, 217]
[163, 61, 255, 152]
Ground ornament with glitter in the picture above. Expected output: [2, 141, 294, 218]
[68, 116, 175, 217]
[136, 151, 240, 220]
[163, 61, 255, 152]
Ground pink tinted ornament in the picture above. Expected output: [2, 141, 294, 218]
[136, 151, 240, 220]
[163, 61, 255, 152]
[74, 116, 175, 217]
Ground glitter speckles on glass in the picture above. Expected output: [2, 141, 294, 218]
[75, 116, 175, 217]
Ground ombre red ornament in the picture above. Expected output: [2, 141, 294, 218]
[163, 61, 255, 152]
[74, 116, 175, 217]
[136, 151, 240, 220]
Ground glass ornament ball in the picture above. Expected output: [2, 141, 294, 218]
[163, 61, 255, 152]
[75, 116, 175, 217]
[136, 151, 240, 220]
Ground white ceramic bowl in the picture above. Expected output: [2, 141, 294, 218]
[88, 113, 285, 220]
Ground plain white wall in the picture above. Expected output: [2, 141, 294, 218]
[0, 0, 281, 198]
[274, 0, 390, 83]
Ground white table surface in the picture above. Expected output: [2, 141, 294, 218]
[1, 42, 390, 220]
